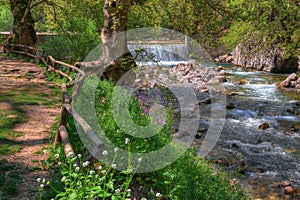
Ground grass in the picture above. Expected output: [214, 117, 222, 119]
[41, 79, 250, 200]
[0, 159, 21, 197]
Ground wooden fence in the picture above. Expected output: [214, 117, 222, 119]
[4, 44, 99, 161]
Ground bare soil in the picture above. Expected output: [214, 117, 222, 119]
[0, 55, 60, 200]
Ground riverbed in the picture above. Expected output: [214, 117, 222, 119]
[198, 65, 300, 199]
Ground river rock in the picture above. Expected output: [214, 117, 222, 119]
[226, 103, 235, 109]
[215, 66, 225, 71]
[258, 122, 270, 130]
[134, 61, 224, 92]
[291, 124, 300, 131]
[284, 186, 294, 194]
[215, 54, 233, 63]
[282, 180, 291, 187]
[287, 73, 298, 81]
[233, 79, 249, 85]
[231, 43, 299, 73]
[279, 73, 300, 90]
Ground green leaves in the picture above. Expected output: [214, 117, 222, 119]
[222, 0, 299, 56]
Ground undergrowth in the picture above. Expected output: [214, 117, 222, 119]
[40, 79, 249, 200]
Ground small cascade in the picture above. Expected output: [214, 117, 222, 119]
[128, 44, 189, 65]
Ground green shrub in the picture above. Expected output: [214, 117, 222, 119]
[39, 19, 100, 63]
[0, 4, 13, 32]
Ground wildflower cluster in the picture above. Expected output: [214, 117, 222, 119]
[41, 141, 149, 200]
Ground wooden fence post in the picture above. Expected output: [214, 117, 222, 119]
[54, 84, 70, 147]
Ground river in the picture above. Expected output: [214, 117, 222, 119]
[201, 65, 300, 199]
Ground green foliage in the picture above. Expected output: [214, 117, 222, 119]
[0, 159, 21, 197]
[39, 19, 100, 62]
[153, 150, 248, 200]
[94, 80, 173, 153]
[41, 79, 249, 200]
[0, 3, 13, 31]
[41, 152, 138, 199]
[220, 21, 254, 51]
[128, 0, 228, 45]
[222, 0, 300, 56]
[35, 0, 104, 62]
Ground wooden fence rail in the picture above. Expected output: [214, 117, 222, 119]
[6, 44, 45, 63]
[3, 44, 97, 162]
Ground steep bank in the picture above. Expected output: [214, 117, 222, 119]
[215, 43, 299, 73]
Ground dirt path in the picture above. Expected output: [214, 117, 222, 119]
[0, 55, 60, 200]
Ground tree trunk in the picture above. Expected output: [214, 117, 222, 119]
[9, 0, 36, 47]
[101, 0, 136, 82]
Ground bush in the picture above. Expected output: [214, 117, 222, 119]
[39, 19, 100, 63]
[0, 5, 13, 32]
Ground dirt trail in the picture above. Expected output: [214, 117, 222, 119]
[0, 55, 60, 200]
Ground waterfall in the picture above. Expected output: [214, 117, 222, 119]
[127, 44, 190, 66]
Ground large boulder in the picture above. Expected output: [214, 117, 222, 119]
[279, 73, 300, 91]
[231, 43, 299, 73]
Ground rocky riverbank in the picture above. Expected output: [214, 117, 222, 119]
[133, 61, 227, 92]
[215, 44, 300, 73]
[278, 73, 300, 92]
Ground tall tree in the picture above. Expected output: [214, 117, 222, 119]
[100, 0, 135, 82]
[9, 0, 36, 46]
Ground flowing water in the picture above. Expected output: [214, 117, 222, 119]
[128, 43, 300, 199]
[203, 66, 300, 199]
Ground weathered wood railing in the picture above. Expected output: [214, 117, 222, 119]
[6, 44, 45, 63]
[3, 43, 99, 161]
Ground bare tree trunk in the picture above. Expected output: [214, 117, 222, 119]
[9, 0, 37, 47]
[101, 0, 136, 82]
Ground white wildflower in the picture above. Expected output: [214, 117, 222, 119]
[89, 170, 95, 175]
[67, 152, 74, 157]
[115, 189, 120, 194]
[82, 161, 90, 167]
[73, 163, 77, 167]
[138, 158, 142, 163]
[40, 184, 45, 188]
[112, 163, 117, 169]
[75, 167, 80, 171]
[54, 154, 59, 159]
[77, 154, 82, 158]
[156, 193, 161, 197]
[37, 178, 41, 182]
[43, 149, 48, 154]
[42, 178, 46, 183]
[101, 170, 106, 174]
[141, 198, 147, 200]
[61, 176, 66, 182]
[102, 150, 108, 156]
[127, 189, 131, 192]
[129, 168, 135, 173]
[98, 165, 102, 170]
[125, 138, 130, 145]
[114, 147, 118, 152]
[58, 162, 62, 166]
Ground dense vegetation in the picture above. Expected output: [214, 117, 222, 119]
[0, 0, 299, 61]
[39, 79, 249, 200]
